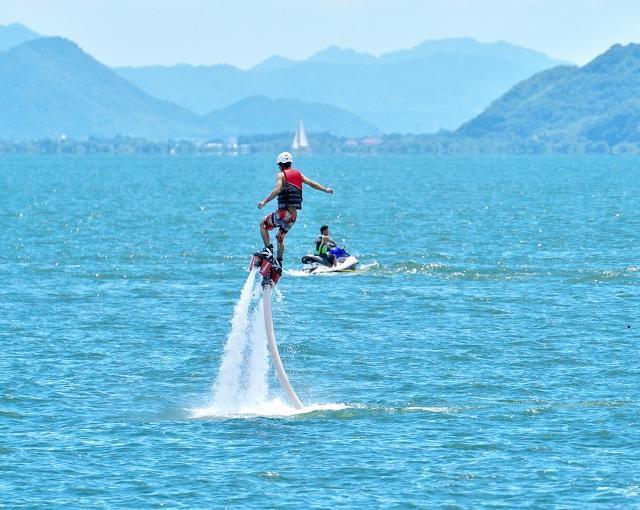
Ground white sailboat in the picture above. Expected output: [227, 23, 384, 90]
[291, 119, 310, 150]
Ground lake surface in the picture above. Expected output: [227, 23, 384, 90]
[1, 154, 638, 508]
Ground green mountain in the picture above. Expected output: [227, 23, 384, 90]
[0, 37, 207, 140]
[116, 38, 567, 133]
[0, 23, 40, 52]
[456, 43, 640, 149]
[203, 96, 378, 137]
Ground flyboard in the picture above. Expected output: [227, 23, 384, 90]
[249, 251, 304, 409]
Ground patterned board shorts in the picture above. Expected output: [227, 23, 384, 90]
[261, 208, 298, 242]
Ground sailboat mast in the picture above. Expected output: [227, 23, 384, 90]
[291, 118, 310, 151]
[298, 119, 309, 149]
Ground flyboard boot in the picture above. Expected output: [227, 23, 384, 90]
[249, 244, 282, 287]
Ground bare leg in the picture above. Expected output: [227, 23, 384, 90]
[260, 222, 271, 247]
[277, 240, 284, 261]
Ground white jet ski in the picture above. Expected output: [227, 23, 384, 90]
[301, 246, 358, 274]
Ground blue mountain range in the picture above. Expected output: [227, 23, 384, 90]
[116, 38, 567, 133]
[7, 22, 633, 149]
[0, 33, 376, 140]
[0, 23, 40, 52]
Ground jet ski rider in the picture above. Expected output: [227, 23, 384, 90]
[258, 152, 333, 271]
[315, 225, 337, 267]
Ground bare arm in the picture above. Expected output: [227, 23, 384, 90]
[323, 235, 337, 247]
[258, 174, 284, 208]
[302, 174, 333, 194]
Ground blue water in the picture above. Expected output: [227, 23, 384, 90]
[1, 154, 638, 508]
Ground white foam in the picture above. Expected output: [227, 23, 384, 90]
[405, 406, 461, 413]
[285, 261, 378, 278]
[191, 400, 348, 419]
[283, 269, 310, 277]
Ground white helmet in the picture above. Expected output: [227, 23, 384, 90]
[276, 151, 293, 165]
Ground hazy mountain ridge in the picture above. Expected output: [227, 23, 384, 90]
[116, 38, 566, 132]
[203, 96, 379, 137]
[7, 25, 634, 149]
[379, 38, 567, 67]
[250, 55, 295, 72]
[0, 36, 376, 140]
[0, 37, 207, 140]
[456, 43, 640, 148]
[0, 23, 40, 52]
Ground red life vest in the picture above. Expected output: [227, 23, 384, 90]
[277, 168, 304, 209]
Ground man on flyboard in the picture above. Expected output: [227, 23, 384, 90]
[254, 152, 333, 282]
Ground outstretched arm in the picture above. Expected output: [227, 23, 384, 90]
[258, 174, 284, 208]
[302, 174, 333, 194]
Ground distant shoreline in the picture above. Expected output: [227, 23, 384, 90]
[1, 133, 638, 156]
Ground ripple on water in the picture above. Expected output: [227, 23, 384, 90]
[2, 154, 639, 508]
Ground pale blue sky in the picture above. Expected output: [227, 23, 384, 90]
[2, 0, 639, 68]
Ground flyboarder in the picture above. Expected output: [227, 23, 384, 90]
[257, 152, 333, 273]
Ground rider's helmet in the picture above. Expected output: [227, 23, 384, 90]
[276, 151, 293, 165]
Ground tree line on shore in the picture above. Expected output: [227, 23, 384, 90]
[2, 133, 639, 155]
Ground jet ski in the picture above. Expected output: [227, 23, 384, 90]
[301, 246, 358, 274]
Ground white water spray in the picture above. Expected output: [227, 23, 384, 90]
[242, 299, 269, 407]
[207, 269, 302, 414]
[211, 270, 257, 411]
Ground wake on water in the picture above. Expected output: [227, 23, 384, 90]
[284, 261, 379, 278]
[192, 270, 345, 418]
[189, 272, 460, 418]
